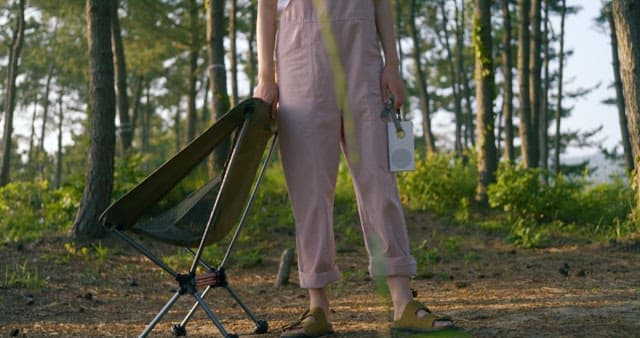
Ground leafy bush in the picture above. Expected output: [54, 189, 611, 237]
[487, 165, 580, 224]
[488, 165, 636, 240]
[0, 180, 80, 242]
[573, 177, 633, 228]
[398, 152, 477, 217]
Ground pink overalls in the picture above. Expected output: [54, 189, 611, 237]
[276, 0, 416, 289]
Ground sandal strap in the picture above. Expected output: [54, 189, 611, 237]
[282, 309, 311, 330]
[399, 300, 452, 327]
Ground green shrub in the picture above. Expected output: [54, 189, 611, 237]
[0, 180, 81, 243]
[572, 177, 633, 228]
[488, 165, 637, 241]
[487, 165, 580, 224]
[398, 152, 477, 217]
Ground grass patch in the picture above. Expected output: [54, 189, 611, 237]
[1, 260, 46, 289]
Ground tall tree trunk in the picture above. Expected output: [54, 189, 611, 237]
[38, 64, 54, 170]
[111, 0, 132, 155]
[130, 74, 144, 142]
[247, 0, 257, 97]
[502, 0, 515, 164]
[72, 0, 116, 240]
[55, 89, 64, 189]
[174, 105, 181, 152]
[201, 76, 210, 126]
[207, 0, 231, 174]
[0, 0, 26, 187]
[612, 0, 640, 209]
[539, 0, 550, 170]
[438, 0, 463, 156]
[474, 0, 497, 204]
[456, 0, 475, 148]
[607, 2, 634, 173]
[140, 80, 151, 154]
[185, 0, 199, 143]
[529, 0, 542, 167]
[553, 0, 566, 173]
[410, 0, 436, 154]
[395, 0, 404, 79]
[27, 93, 38, 171]
[395, 0, 409, 117]
[229, 0, 239, 107]
[517, 0, 533, 167]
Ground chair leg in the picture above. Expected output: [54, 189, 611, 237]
[173, 286, 212, 335]
[140, 290, 182, 338]
[192, 291, 237, 338]
[225, 286, 269, 334]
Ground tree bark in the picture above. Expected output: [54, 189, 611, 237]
[539, 0, 550, 170]
[410, 0, 436, 154]
[612, 0, 640, 209]
[130, 74, 144, 141]
[27, 94, 38, 172]
[207, 0, 231, 175]
[229, 0, 239, 107]
[185, 0, 200, 143]
[529, 0, 542, 167]
[143, 81, 151, 152]
[275, 248, 295, 287]
[395, 0, 409, 117]
[456, 0, 475, 148]
[502, 0, 515, 164]
[553, 0, 567, 173]
[111, 0, 132, 155]
[0, 0, 26, 187]
[438, 0, 463, 156]
[474, 0, 497, 205]
[607, 2, 634, 173]
[517, 0, 533, 167]
[72, 0, 116, 240]
[55, 90, 64, 189]
[247, 0, 258, 97]
[201, 75, 211, 126]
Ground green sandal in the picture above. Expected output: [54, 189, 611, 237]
[281, 307, 335, 338]
[391, 300, 470, 337]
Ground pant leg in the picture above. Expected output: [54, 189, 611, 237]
[277, 1, 343, 289]
[332, 3, 417, 278]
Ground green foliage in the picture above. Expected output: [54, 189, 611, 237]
[112, 154, 150, 200]
[571, 177, 634, 229]
[1, 260, 46, 289]
[0, 180, 80, 242]
[487, 165, 579, 224]
[506, 220, 546, 249]
[413, 239, 439, 279]
[488, 165, 637, 243]
[398, 152, 477, 217]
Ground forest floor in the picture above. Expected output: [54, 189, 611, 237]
[1, 212, 639, 338]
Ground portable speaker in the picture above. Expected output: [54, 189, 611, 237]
[387, 120, 415, 172]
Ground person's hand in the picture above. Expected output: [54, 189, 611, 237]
[380, 63, 405, 110]
[254, 78, 279, 119]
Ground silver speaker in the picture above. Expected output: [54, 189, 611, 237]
[387, 121, 415, 172]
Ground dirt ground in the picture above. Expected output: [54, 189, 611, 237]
[1, 212, 639, 338]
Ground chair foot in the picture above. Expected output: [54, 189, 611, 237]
[254, 319, 269, 334]
[172, 324, 187, 336]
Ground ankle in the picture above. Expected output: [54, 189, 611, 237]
[308, 288, 330, 320]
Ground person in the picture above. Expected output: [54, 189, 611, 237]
[254, 0, 457, 337]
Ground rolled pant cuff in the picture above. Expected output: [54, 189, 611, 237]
[298, 266, 342, 289]
[368, 255, 417, 277]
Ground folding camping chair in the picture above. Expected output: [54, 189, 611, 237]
[100, 98, 276, 338]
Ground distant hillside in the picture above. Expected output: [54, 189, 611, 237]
[564, 152, 627, 184]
